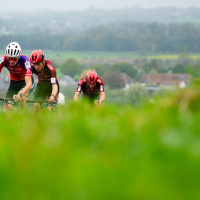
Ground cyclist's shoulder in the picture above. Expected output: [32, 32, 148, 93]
[97, 77, 103, 85]
[19, 55, 30, 61]
[19, 55, 31, 69]
[1, 55, 7, 59]
[45, 59, 56, 71]
[0, 55, 7, 65]
[78, 78, 87, 86]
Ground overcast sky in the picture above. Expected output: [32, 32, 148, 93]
[1, 0, 200, 11]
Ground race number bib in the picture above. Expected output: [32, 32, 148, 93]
[0, 57, 4, 65]
[51, 78, 56, 84]
[25, 61, 31, 69]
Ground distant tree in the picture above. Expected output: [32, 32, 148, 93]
[149, 68, 158, 75]
[149, 60, 159, 71]
[60, 59, 82, 77]
[142, 63, 150, 73]
[105, 87, 126, 105]
[142, 60, 160, 73]
[185, 64, 200, 78]
[173, 64, 185, 73]
[110, 63, 137, 78]
[102, 71, 125, 89]
[88, 64, 108, 76]
[159, 66, 168, 73]
[79, 69, 94, 80]
[126, 83, 148, 104]
[153, 85, 170, 97]
[136, 69, 146, 81]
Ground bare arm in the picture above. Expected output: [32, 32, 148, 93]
[19, 76, 32, 96]
[99, 92, 105, 102]
[13, 76, 32, 102]
[74, 92, 81, 102]
[48, 84, 58, 103]
[52, 84, 58, 96]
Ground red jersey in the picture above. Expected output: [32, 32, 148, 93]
[76, 77, 104, 98]
[31, 60, 58, 85]
[0, 55, 32, 81]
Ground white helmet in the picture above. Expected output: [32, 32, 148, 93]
[5, 42, 21, 57]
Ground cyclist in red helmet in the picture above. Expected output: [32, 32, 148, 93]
[30, 50, 59, 111]
[74, 70, 105, 105]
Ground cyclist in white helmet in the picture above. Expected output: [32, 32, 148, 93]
[0, 42, 34, 110]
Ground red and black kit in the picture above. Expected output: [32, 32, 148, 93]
[76, 77, 104, 99]
[32, 59, 59, 100]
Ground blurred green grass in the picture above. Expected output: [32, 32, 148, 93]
[0, 87, 200, 200]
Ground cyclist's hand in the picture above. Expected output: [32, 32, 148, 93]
[48, 95, 55, 103]
[94, 100, 102, 105]
[13, 94, 21, 102]
[94, 100, 99, 105]
[21, 96, 27, 103]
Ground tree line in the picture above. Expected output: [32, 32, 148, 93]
[1, 23, 200, 53]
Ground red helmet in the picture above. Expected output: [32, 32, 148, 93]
[30, 50, 45, 64]
[86, 71, 98, 84]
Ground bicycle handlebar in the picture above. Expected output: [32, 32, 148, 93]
[26, 100, 49, 103]
[0, 98, 13, 101]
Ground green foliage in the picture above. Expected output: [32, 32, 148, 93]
[153, 85, 172, 97]
[2, 21, 200, 53]
[185, 64, 200, 78]
[88, 64, 108, 76]
[60, 85, 77, 100]
[102, 71, 125, 89]
[60, 59, 82, 77]
[55, 68, 64, 80]
[110, 63, 137, 78]
[126, 83, 148, 105]
[149, 68, 158, 75]
[173, 64, 186, 73]
[104, 86, 126, 105]
[136, 69, 146, 81]
[1, 88, 200, 199]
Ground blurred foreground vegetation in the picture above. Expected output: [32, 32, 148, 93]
[0, 85, 200, 200]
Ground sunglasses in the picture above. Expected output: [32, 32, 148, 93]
[7, 57, 18, 62]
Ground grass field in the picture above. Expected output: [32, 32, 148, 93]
[1, 50, 200, 60]
[0, 87, 200, 200]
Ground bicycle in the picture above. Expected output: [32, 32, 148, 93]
[0, 97, 17, 112]
[27, 98, 57, 112]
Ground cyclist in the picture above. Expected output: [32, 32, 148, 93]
[0, 42, 34, 110]
[74, 70, 105, 105]
[30, 50, 59, 111]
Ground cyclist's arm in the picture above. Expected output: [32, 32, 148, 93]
[52, 84, 58, 96]
[74, 92, 81, 102]
[0, 56, 6, 73]
[48, 63, 58, 103]
[74, 79, 83, 102]
[48, 84, 58, 103]
[99, 91, 105, 102]
[19, 76, 32, 96]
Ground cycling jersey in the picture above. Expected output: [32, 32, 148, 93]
[76, 77, 104, 98]
[31, 59, 59, 87]
[32, 59, 59, 101]
[0, 55, 32, 81]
